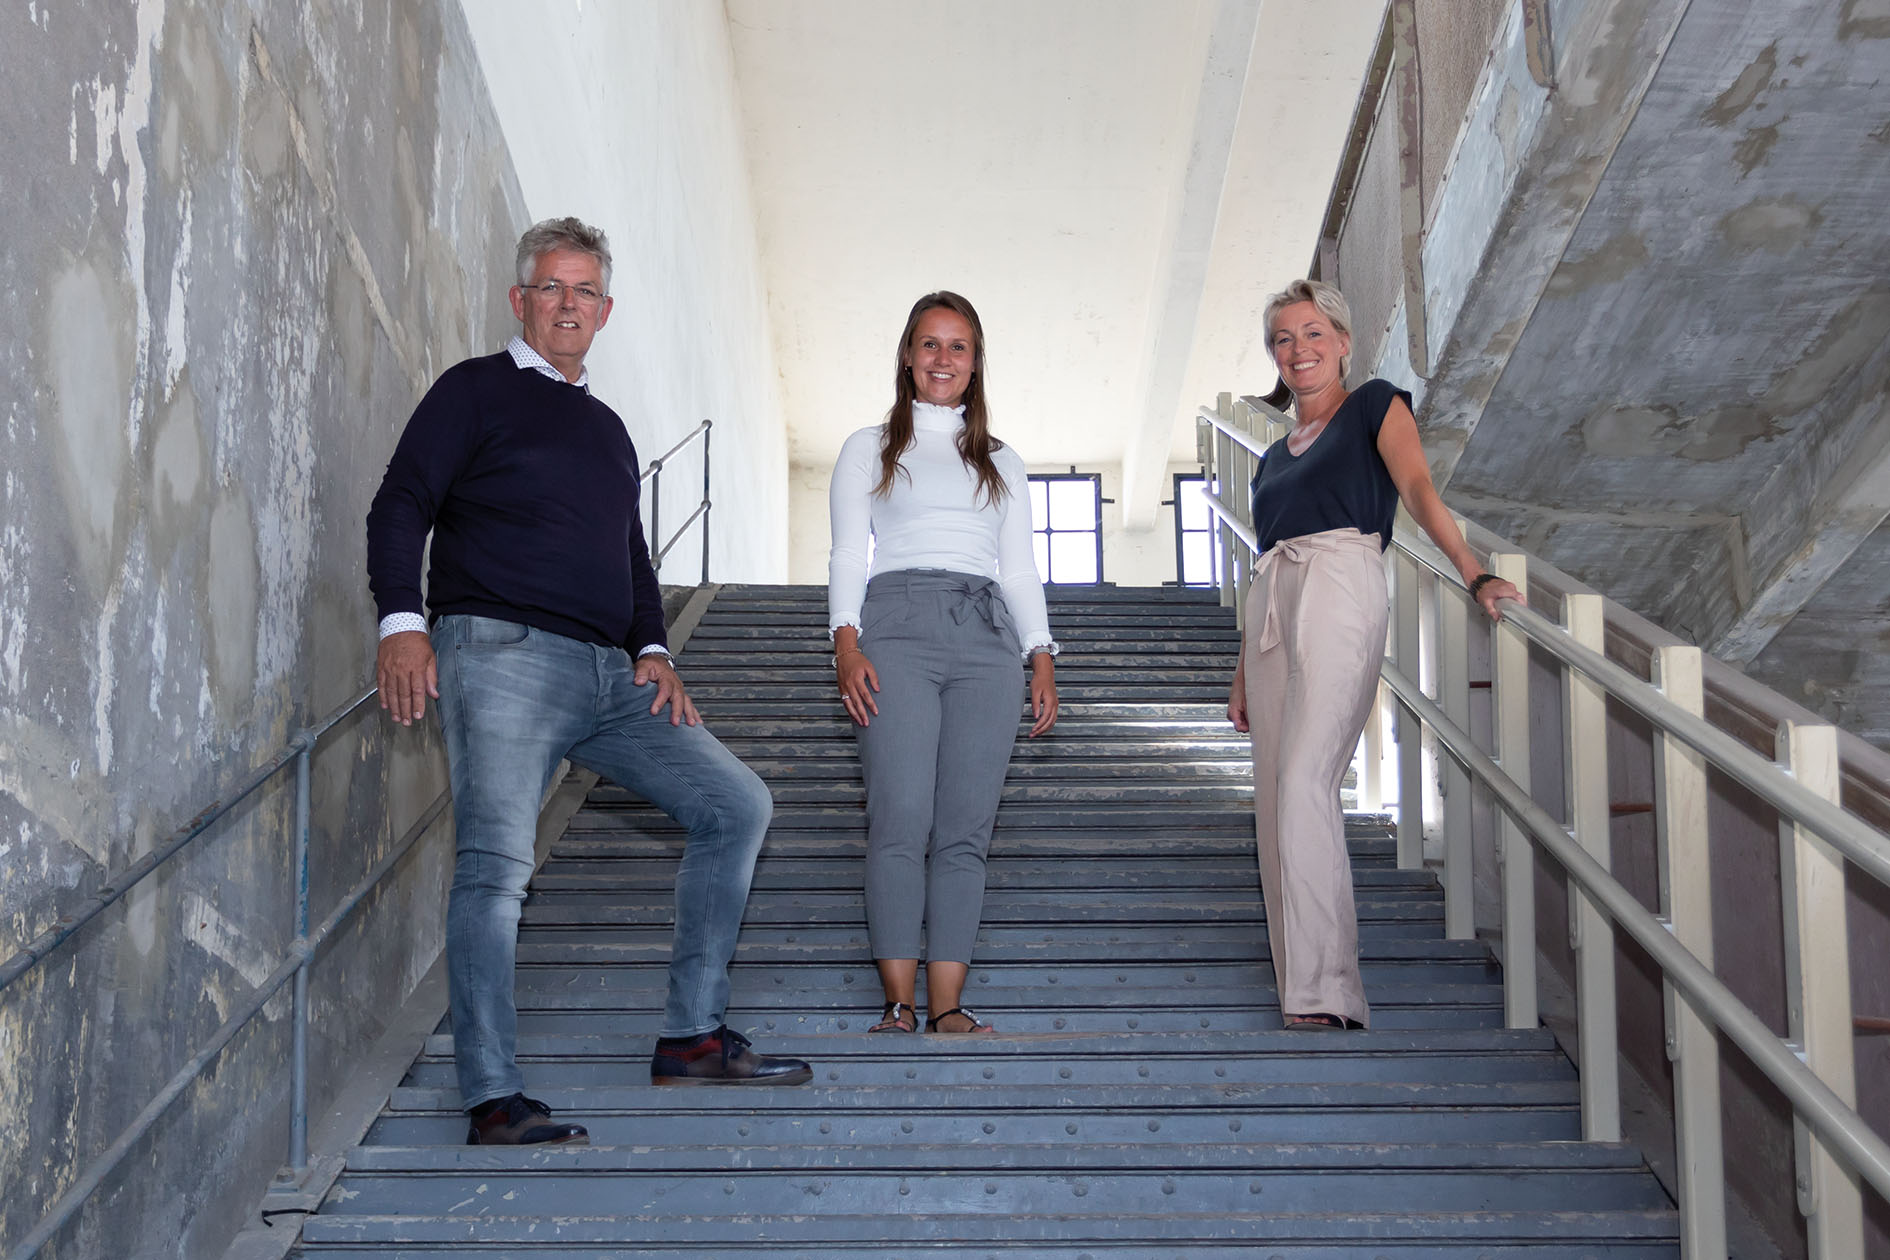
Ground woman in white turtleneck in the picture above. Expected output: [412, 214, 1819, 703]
[828, 291, 1058, 1036]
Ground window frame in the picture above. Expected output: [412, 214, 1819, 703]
[1027, 472, 1105, 586]
[1172, 471, 1220, 588]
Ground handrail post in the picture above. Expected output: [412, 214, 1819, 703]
[289, 732, 313, 1175]
[1778, 719, 1863, 1259]
[649, 457, 664, 577]
[1490, 552, 1535, 1028]
[1564, 594, 1619, 1141]
[1360, 684, 1387, 813]
[699, 419, 713, 584]
[1438, 526, 1474, 938]
[1392, 547, 1423, 869]
[1215, 395, 1239, 613]
[1654, 645, 1726, 1259]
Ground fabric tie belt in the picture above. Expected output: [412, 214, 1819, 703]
[866, 569, 1018, 644]
[1249, 528, 1382, 654]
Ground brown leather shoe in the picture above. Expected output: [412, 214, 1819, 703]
[649, 1026, 813, 1085]
[465, 1093, 590, 1145]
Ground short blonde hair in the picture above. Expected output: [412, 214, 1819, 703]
[1263, 279, 1353, 379]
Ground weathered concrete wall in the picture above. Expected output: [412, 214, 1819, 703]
[0, 0, 527, 1255]
[1414, 0, 1509, 224]
[459, 0, 791, 585]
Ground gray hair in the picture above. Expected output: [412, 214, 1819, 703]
[1263, 278, 1353, 379]
[515, 216, 613, 293]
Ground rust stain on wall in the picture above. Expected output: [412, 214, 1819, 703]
[1719, 195, 1824, 253]
[1544, 232, 1649, 297]
[1732, 119, 1783, 176]
[1839, 0, 1890, 41]
[1702, 42, 1778, 125]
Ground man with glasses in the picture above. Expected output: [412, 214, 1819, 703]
[366, 217, 810, 1148]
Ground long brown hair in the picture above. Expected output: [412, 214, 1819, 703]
[875, 291, 1008, 507]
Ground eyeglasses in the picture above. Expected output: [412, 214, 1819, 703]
[521, 281, 607, 307]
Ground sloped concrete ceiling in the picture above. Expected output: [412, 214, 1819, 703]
[1436, 0, 1890, 743]
[726, 0, 1384, 525]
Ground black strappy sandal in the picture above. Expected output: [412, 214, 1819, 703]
[869, 1001, 917, 1033]
[1285, 1012, 1364, 1031]
[924, 1006, 994, 1034]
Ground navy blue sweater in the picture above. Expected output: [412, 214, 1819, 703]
[366, 352, 667, 653]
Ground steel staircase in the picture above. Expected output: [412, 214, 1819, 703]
[296, 583, 1680, 1257]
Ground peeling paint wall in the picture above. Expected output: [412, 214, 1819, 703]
[0, 0, 526, 1255]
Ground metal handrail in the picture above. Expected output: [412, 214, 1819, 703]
[1377, 659, 1890, 1201]
[1, 685, 448, 1260]
[1393, 533, 1890, 887]
[639, 418, 713, 583]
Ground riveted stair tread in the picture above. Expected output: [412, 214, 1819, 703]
[325, 1167, 1669, 1218]
[420, 1026, 1561, 1060]
[506, 930, 1460, 964]
[524, 865, 1419, 891]
[504, 1008, 1505, 1035]
[364, 1106, 1577, 1149]
[398, 1051, 1570, 1089]
[674, 702, 1241, 720]
[514, 898, 1450, 928]
[345, 1139, 1643, 1175]
[297, 1244, 1677, 1260]
[388, 1079, 1578, 1113]
[298, 1208, 1679, 1247]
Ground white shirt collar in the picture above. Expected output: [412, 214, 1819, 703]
[507, 334, 590, 391]
[913, 401, 966, 432]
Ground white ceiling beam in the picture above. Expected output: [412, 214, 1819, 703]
[1118, 0, 1262, 530]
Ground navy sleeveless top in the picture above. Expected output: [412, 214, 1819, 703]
[1249, 378, 1409, 552]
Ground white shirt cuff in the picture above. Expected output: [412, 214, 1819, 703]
[828, 617, 862, 641]
[379, 613, 428, 639]
[1022, 639, 1059, 661]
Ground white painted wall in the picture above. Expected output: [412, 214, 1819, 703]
[457, 0, 788, 581]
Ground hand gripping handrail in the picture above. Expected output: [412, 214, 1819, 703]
[1394, 532, 1890, 888]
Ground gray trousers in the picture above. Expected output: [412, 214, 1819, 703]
[854, 570, 1025, 963]
[1242, 528, 1388, 1027]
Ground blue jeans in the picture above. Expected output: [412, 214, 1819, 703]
[432, 614, 772, 1109]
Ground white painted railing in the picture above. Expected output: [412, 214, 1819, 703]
[1197, 393, 1890, 1260]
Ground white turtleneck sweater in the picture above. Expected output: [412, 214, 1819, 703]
[827, 402, 1055, 658]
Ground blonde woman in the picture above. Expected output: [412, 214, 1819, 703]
[1229, 279, 1521, 1030]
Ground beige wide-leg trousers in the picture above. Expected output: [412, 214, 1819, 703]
[1241, 527, 1388, 1028]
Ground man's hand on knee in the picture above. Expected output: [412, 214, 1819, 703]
[636, 654, 700, 727]
[377, 631, 439, 726]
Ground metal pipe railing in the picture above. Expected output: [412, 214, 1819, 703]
[0, 688, 373, 994]
[1, 686, 450, 1260]
[639, 418, 714, 584]
[1376, 659, 1890, 1202]
[1393, 531, 1890, 889]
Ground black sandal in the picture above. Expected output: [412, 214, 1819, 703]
[1285, 1012, 1363, 1031]
[924, 1006, 994, 1034]
[869, 1001, 917, 1033]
